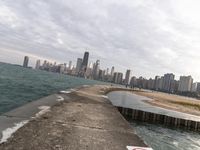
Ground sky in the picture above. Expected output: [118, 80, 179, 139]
[0, 0, 200, 81]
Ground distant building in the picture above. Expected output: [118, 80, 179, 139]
[154, 76, 160, 90]
[92, 60, 100, 80]
[23, 56, 29, 68]
[178, 76, 193, 92]
[147, 78, 154, 89]
[170, 80, 179, 93]
[113, 72, 123, 84]
[130, 76, 137, 88]
[68, 61, 72, 70]
[35, 60, 40, 69]
[79, 52, 89, 77]
[106, 68, 109, 76]
[124, 69, 131, 85]
[76, 58, 83, 75]
[158, 76, 164, 90]
[110, 66, 115, 77]
[99, 69, 106, 81]
[162, 73, 175, 92]
[191, 82, 197, 92]
[197, 83, 200, 93]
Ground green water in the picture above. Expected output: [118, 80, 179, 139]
[0, 62, 102, 114]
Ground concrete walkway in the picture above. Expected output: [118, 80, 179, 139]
[0, 85, 146, 150]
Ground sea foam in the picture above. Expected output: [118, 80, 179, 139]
[35, 106, 50, 118]
[56, 95, 64, 102]
[0, 120, 29, 144]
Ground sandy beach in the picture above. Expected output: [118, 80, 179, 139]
[133, 90, 200, 116]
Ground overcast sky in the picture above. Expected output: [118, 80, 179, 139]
[0, 0, 200, 81]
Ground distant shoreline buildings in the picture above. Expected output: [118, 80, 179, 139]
[22, 52, 200, 97]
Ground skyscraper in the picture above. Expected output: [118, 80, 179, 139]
[124, 69, 131, 85]
[154, 76, 160, 90]
[111, 66, 115, 76]
[113, 72, 123, 84]
[23, 56, 29, 68]
[76, 58, 83, 74]
[92, 60, 100, 80]
[79, 51, 89, 77]
[178, 76, 193, 92]
[82, 51, 89, 68]
[35, 60, 41, 69]
[68, 61, 72, 70]
[162, 73, 175, 92]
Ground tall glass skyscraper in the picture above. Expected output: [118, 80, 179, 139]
[23, 56, 29, 68]
[79, 51, 89, 77]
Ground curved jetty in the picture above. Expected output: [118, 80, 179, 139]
[0, 85, 146, 150]
[108, 90, 200, 131]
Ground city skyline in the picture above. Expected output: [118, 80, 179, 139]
[21, 52, 199, 88]
[1, 0, 200, 80]
[20, 52, 200, 96]
[19, 53, 199, 83]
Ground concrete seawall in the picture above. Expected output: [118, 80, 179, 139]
[106, 89, 200, 132]
[117, 106, 200, 131]
[0, 85, 148, 150]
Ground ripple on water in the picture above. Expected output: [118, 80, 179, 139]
[131, 122, 200, 150]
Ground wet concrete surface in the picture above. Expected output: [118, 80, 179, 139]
[0, 85, 146, 150]
[107, 91, 200, 121]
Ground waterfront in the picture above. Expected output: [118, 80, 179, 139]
[107, 90, 200, 150]
[0, 62, 101, 114]
[0, 85, 146, 150]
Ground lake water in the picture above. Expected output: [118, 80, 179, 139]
[0, 62, 101, 115]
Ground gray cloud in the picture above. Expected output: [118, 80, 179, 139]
[0, 0, 200, 81]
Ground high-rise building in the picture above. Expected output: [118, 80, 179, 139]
[154, 76, 160, 90]
[111, 66, 115, 76]
[124, 69, 131, 85]
[162, 73, 175, 92]
[82, 52, 89, 67]
[23, 56, 29, 68]
[147, 78, 154, 89]
[191, 82, 197, 92]
[158, 76, 164, 90]
[35, 60, 40, 69]
[68, 61, 72, 70]
[106, 68, 109, 75]
[79, 51, 89, 77]
[92, 60, 100, 80]
[196, 83, 200, 93]
[113, 72, 123, 84]
[178, 76, 193, 92]
[170, 80, 179, 93]
[130, 76, 137, 88]
[76, 58, 83, 74]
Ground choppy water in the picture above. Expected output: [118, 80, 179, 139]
[0, 62, 101, 114]
[131, 122, 200, 150]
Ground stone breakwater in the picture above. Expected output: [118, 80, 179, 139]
[107, 89, 200, 132]
[0, 85, 146, 150]
[118, 107, 200, 131]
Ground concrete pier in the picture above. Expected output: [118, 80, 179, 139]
[0, 85, 146, 150]
[117, 107, 200, 131]
[107, 89, 200, 132]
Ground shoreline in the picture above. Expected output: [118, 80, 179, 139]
[132, 90, 200, 116]
[104, 87, 200, 117]
[0, 85, 147, 150]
